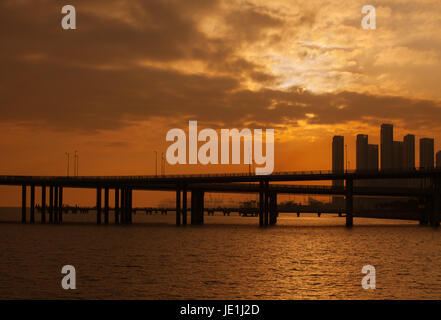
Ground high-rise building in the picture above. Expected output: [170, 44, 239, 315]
[403, 134, 415, 169]
[420, 138, 434, 169]
[436, 151, 441, 168]
[393, 141, 403, 170]
[356, 134, 368, 171]
[332, 136, 345, 205]
[368, 144, 379, 171]
[332, 136, 344, 174]
[381, 124, 393, 170]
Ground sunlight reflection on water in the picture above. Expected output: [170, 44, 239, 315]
[1, 207, 440, 299]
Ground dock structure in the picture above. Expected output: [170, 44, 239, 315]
[2, 168, 441, 227]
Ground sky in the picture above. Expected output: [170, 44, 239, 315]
[0, 0, 441, 205]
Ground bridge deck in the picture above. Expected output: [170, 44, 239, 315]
[0, 167, 440, 186]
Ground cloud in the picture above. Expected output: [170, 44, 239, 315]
[1, 0, 441, 137]
[1, 53, 441, 135]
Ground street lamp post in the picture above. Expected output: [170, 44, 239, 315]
[74, 151, 78, 176]
[65, 152, 70, 177]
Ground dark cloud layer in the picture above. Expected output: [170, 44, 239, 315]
[1, 0, 440, 134]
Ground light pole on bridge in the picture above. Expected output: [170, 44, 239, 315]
[74, 151, 79, 176]
[65, 152, 70, 177]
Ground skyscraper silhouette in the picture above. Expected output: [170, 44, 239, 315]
[393, 141, 404, 170]
[403, 134, 415, 169]
[436, 151, 441, 168]
[332, 136, 344, 174]
[332, 135, 344, 206]
[368, 144, 379, 171]
[356, 134, 368, 171]
[381, 124, 393, 170]
[420, 138, 434, 169]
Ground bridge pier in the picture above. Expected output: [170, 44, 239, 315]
[121, 187, 132, 224]
[345, 179, 353, 227]
[58, 186, 63, 224]
[41, 186, 46, 224]
[30, 185, 35, 224]
[96, 187, 102, 225]
[21, 185, 26, 223]
[128, 188, 133, 224]
[182, 189, 187, 226]
[269, 192, 278, 225]
[104, 187, 109, 225]
[264, 181, 269, 226]
[49, 186, 53, 223]
[120, 188, 127, 224]
[176, 188, 181, 226]
[259, 181, 264, 227]
[54, 187, 59, 224]
[121, 188, 126, 224]
[115, 188, 120, 224]
[191, 190, 204, 225]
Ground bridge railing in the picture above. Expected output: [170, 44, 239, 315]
[0, 167, 440, 181]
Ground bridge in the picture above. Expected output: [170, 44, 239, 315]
[1, 168, 440, 227]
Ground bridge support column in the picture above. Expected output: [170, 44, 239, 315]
[269, 192, 278, 225]
[49, 186, 53, 224]
[122, 188, 131, 224]
[41, 186, 46, 224]
[259, 181, 264, 227]
[128, 188, 133, 224]
[58, 186, 63, 224]
[96, 187, 102, 225]
[264, 181, 269, 226]
[191, 190, 204, 225]
[176, 188, 181, 226]
[345, 179, 353, 227]
[54, 186, 59, 224]
[182, 189, 187, 226]
[104, 187, 109, 225]
[120, 188, 126, 224]
[125, 188, 129, 224]
[21, 185, 26, 223]
[30, 185, 35, 224]
[115, 188, 120, 224]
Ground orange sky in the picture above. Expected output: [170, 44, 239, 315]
[1, 0, 441, 206]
